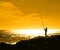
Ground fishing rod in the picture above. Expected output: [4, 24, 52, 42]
[40, 15, 48, 37]
[40, 16, 44, 28]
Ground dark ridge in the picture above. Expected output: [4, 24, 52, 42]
[0, 35, 60, 50]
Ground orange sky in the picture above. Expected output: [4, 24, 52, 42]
[0, 1, 60, 30]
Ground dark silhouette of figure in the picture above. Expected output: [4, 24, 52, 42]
[44, 27, 47, 37]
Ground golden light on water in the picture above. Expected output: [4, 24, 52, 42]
[11, 29, 45, 37]
[11, 29, 59, 38]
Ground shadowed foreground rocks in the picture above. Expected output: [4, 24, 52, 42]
[0, 35, 60, 50]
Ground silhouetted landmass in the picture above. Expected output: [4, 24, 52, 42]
[0, 35, 60, 50]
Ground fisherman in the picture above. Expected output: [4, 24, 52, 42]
[44, 27, 47, 37]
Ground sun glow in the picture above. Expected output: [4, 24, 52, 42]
[11, 29, 45, 38]
[11, 29, 59, 38]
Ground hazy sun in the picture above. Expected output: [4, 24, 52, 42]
[11, 29, 58, 38]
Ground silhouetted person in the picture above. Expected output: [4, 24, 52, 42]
[44, 27, 47, 37]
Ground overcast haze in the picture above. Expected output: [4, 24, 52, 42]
[0, 0, 60, 29]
